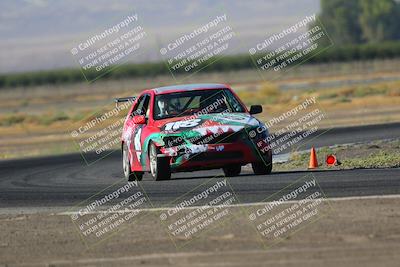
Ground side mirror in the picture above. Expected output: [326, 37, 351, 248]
[133, 115, 146, 124]
[249, 105, 262, 115]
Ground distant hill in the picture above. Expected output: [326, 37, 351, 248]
[0, 0, 319, 73]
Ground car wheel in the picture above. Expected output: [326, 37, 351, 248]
[252, 152, 273, 175]
[223, 165, 241, 177]
[149, 143, 171, 181]
[123, 143, 143, 181]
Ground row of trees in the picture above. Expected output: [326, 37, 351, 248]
[1, 42, 399, 88]
[317, 0, 400, 44]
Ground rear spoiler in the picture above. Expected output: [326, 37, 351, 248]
[114, 96, 136, 107]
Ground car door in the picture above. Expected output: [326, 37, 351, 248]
[125, 94, 150, 171]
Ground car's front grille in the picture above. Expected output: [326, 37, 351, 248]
[164, 128, 250, 148]
[189, 151, 244, 162]
[190, 131, 244, 145]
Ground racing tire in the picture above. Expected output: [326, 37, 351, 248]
[123, 143, 143, 181]
[223, 165, 241, 177]
[149, 143, 171, 181]
[252, 153, 273, 175]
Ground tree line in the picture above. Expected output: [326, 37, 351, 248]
[1, 41, 399, 89]
[315, 0, 400, 44]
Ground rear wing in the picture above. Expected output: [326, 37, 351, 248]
[114, 96, 136, 107]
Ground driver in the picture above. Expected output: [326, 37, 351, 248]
[157, 97, 169, 117]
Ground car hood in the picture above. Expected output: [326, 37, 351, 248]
[154, 113, 260, 136]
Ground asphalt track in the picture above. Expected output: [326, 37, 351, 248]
[0, 123, 399, 210]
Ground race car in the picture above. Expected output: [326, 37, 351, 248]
[118, 83, 272, 181]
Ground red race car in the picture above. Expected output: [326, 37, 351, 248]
[118, 83, 272, 181]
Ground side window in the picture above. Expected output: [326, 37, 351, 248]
[132, 95, 146, 117]
[142, 95, 150, 118]
[131, 94, 150, 117]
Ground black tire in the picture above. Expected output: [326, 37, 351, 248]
[223, 165, 241, 177]
[123, 143, 143, 181]
[149, 143, 171, 181]
[252, 152, 273, 175]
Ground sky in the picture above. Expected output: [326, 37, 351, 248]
[0, 0, 320, 73]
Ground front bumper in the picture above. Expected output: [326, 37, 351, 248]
[159, 141, 271, 171]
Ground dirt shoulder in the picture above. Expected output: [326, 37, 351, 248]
[1, 197, 400, 266]
[273, 138, 400, 172]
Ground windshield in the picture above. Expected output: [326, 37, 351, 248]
[153, 89, 246, 120]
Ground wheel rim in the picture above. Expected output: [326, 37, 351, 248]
[150, 145, 157, 177]
[123, 146, 129, 177]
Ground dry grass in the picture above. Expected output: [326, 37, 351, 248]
[1, 59, 400, 159]
[273, 139, 400, 172]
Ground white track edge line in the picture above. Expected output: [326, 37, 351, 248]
[57, 194, 400, 216]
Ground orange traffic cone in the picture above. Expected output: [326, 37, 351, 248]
[308, 147, 318, 169]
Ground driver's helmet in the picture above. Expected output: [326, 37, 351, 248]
[157, 97, 169, 117]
